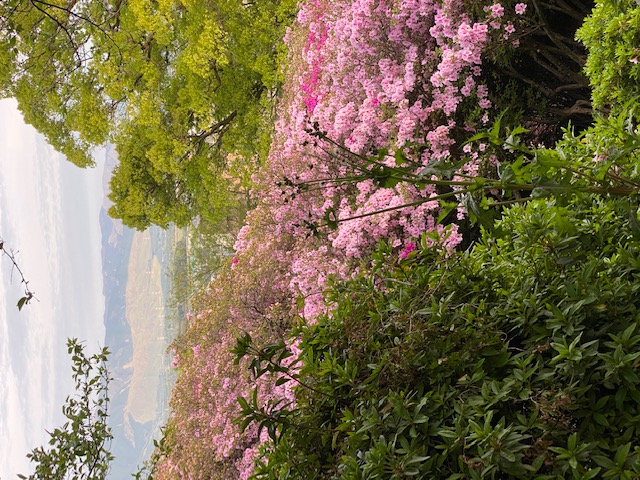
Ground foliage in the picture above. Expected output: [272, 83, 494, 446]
[19, 339, 112, 480]
[578, 0, 640, 115]
[238, 189, 640, 479]
[0, 0, 297, 229]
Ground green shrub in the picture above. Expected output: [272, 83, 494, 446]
[242, 193, 640, 479]
[578, 0, 640, 115]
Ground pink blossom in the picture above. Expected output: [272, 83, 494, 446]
[488, 3, 505, 17]
[171, 353, 180, 369]
[479, 98, 492, 109]
[515, 3, 527, 15]
[399, 241, 417, 259]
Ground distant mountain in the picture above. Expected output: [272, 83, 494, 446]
[100, 206, 144, 477]
[100, 145, 178, 479]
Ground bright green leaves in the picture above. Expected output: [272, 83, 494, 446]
[177, 16, 229, 78]
[578, 0, 640, 114]
[20, 339, 112, 480]
[455, 108, 640, 234]
[1, 0, 297, 229]
[128, 0, 175, 44]
[1, 0, 118, 167]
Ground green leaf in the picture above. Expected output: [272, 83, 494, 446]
[275, 376, 291, 386]
[581, 468, 602, 480]
[438, 429, 458, 439]
[17, 296, 27, 310]
[465, 193, 496, 230]
[615, 443, 632, 467]
[534, 148, 565, 168]
[628, 203, 640, 239]
[500, 449, 516, 462]
[593, 455, 617, 469]
[530, 454, 545, 472]
[489, 114, 503, 144]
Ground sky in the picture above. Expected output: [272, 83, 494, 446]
[0, 99, 106, 478]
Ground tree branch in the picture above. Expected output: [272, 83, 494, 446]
[0, 237, 37, 309]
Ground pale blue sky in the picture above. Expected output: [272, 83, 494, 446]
[0, 99, 106, 478]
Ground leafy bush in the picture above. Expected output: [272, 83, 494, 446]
[242, 191, 640, 479]
[20, 339, 112, 480]
[578, 0, 640, 114]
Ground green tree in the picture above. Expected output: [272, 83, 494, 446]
[0, 0, 296, 229]
[19, 339, 113, 480]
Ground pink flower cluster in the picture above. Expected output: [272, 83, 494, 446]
[152, 242, 298, 478]
[237, 0, 527, 318]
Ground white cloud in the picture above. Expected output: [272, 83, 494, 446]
[0, 99, 106, 478]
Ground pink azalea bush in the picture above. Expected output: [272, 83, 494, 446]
[151, 226, 298, 479]
[240, 0, 529, 318]
[153, 0, 532, 476]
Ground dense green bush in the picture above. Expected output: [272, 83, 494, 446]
[241, 191, 640, 479]
[578, 0, 640, 114]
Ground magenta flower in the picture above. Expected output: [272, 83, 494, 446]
[171, 354, 180, 369]
[399, 242, 417, 260]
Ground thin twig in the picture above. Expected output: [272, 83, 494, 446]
[0, 237, 37, 308]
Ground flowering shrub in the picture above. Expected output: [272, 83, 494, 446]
[144, 0, 605, 477]
[244, 190, 640, 478]
[147, 231, 298, 479]
[238, 0, 537, 319]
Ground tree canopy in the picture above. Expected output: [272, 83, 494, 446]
[0, 0, 296, 228]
